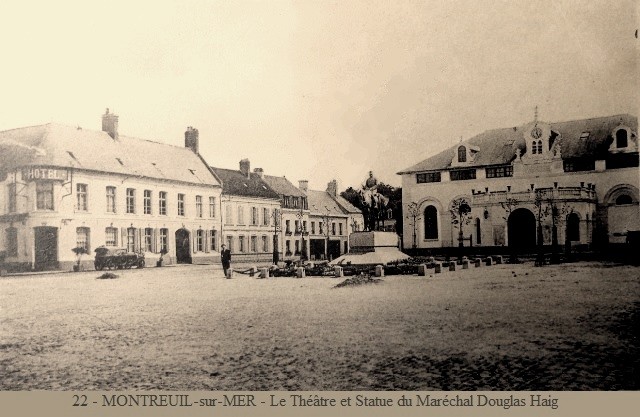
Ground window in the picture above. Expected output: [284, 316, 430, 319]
[424, 205, 438, 239]
[319, 222, 324, 235]
[194, 196, 202, 218]
[7, 183, 16, 213]
[196, 230, 204, 252]
[563, 159, 595, 172]
[76, 227, 90, 252]
[457, 146, 467, 162]
[536, 140, 543, 154]
[127, 228, 136, 252]
[142, 228, 153, 252]
[160, 228, 168, 253]
[262, 235, 269, 252]
[105, 227, 118, 247]
[303, 221, 307, 233]
[293, 197, 299, 209]
[283, 196, 291, 208]
[566, 213, 580, 242]
[615, 195, 633, 205]
[251, 207, 258, 225]
[144, 190, 152, 214]
[251, 236, 257, 252]
[449, 169, 476, 181]
[475, 218, 481, 245]
[263, 208, 270, 225]
[177, 194, 185, 216]
[295, 220, 300, 233]
[311, 222, 316, 234]
[332, 222, 336, 235]
[159, 191, 167, 215]
[6, 227, 18, 257]
[126, 188, 136, 214]
[486, 166, 513, 178]
[417, 172, 441, 183]
[237, 206, 245, 224]
[285, 240, 291, 256]
[616, 129, 628, 148]
[209, 197, 216, 218]
[209, 230, 217, 252]
[106, 186, 116, 213]
[302, 197, 308, 210]
[225, 205, 233, 225]
[238, 235, 245, 252]
[226, 236, 233, 252]
[76, 184, 88, 211]
[295, 240, 300, 255]
[339, 223, 343, 236]
[285, 220, 291, 234]
[36, 182, 54, 210]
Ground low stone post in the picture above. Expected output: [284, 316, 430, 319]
[296, 267, 306, 278]
[260, 267, 270, 278]
[334, 266, 344, 277]
[427, 256, 436, 264]
[493, 255, 503, 264]
[375, 265, 385, 277]
[418, 264, 429, 276]
[474, 258, 482, 267]
[434, 262, 442, 273]
[226, 268, 233, 278]
[462, 260, 470, 269]
[250, 266, 257, 277]
[485, 257, 493, 266]
[449, 262, 457, 271]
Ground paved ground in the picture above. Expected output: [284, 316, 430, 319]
[0, 262, 638, 390]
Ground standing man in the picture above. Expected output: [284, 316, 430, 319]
[221, 244, 232, 278]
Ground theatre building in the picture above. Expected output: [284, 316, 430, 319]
[0, 110, 222, 271]
[398, 114, 639, 252]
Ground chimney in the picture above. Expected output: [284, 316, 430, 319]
[184, 126, 199, 153]
[253, 168, 264, 179]
[326, 179, 338, 197]
[101, 108, 119, 140]
[239, 158, 250, 178]
[298, 180, 308, 193]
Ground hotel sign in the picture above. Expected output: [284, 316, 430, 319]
[21, 167, 69, 182]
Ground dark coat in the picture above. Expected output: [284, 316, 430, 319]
[221, 249, 231, 267]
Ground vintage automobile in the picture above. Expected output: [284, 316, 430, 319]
[94, 246, 145, 270]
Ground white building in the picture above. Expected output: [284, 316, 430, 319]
[0, 110, 222, 271]
[398, 114, 639, 252]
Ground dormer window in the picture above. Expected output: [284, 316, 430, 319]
[457, 146, 467, 163]
[616, 129, 628, 148]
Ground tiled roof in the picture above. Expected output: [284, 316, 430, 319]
[398, 114, 637, 174]
[210, 167, 280, 199]
[307, 190, 349, 217]
[262, 175, 307, 198]
[0, 123, 221, 186]
[334, 195, 362, 214]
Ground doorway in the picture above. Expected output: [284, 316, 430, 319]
[34, 226, 58, 270]
[175, 229, 192, 264]
[508, 208, 537, 250]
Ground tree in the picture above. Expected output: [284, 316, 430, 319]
[501, 197, 519, 263]
[450, 197, 472, 249]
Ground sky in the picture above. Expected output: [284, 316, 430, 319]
[0, 0, 636, 190]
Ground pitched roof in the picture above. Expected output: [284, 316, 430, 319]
[210, 167, 280, 199]
[0, 123, 221, 186]
[334, 195, 362, 214]
[306, 189, 349, 217]
[398, 114, 637, 174]
[262, 175, 307, 198]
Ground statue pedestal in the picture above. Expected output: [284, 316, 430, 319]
[330, 231, 409, 266]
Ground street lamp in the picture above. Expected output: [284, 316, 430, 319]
[323, 206, 331, 261]
[405, 202, 421, 249]
[295, 206, 306, 262]
[270, 208, 282, 264]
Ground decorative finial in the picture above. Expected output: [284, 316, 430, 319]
[534, 105, 538, 124]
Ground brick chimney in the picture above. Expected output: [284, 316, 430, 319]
[239, 159, 250, 178]
[101, 108, 119, 140]
[298, 180, 309, 193]
[326, 179, 338, 196]
[253, 168, 264, 179]
[185, 126, 199, 153]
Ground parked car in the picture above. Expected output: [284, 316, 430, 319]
[94, 246, 145, 270]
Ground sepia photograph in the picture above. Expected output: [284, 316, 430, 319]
[0, 0, 638, 403]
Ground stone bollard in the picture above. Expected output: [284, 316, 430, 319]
[334, 266, 344, 277]
[493, 255, 503, 264]
[250, 266, 257, 277]
[427, 256, 436, 264]
[485, 257, 493, 266]
[418, 264, 429, 276]
[260, 267, 269, 278]
[296, 267, 306, 278]
[462, 260, 469, 269]
[375, 265, 385, 277]
[449, 262, 457, 271]
[226, 268, 233, 278]
[474, 258, 482, 267]
[434, 262, 442, 273]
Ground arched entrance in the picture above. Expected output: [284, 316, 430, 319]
[508, 208, 536, 251]
[175, 229, 192, 264]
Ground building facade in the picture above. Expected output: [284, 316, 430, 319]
[212, 160, 281, 266]
[398, 114, 639, 252]
[0, 111, 222, 271]
[304, 179, 364, 261]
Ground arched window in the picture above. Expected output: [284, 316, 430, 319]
[531, 142, 537, 155]
[475, 218, 481, 245]
[616, 129, 628, 148]
[566, 213, 580, 242]
[457, 146, 466, 163]
[615, 194, 633, 205]
[536, 140, 543, 154]
[424, 205, 438, 240]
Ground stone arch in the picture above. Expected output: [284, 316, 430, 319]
[603, 184, 639, 206]
[508, 208, 536, 250]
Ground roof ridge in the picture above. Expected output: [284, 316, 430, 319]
[0, 122, 52, 134]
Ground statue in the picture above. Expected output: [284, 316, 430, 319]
[358, 171, 388, 231]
